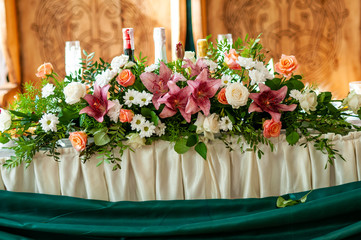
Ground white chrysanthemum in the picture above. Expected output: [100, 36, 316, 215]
[95, 69, 117, 87]
[131, 114, 146, 131]
[39, 113, 59, 132]
[204, 59, 218, 72]
[154, 121, 166, 136]
[237, 57, 255, 69]
[221, 75, 232, 87]
[254, 61, 274, 79]
[220, 116, 233, 131]
[138, 91, 153, 107]
[42, 83, 55, 98]
[111, 55, 129, 72]
[290, 90, 303, 101]
[248, 69, 266, 85]
[107, 99, 122, 123]
[139, 121, 156, 138]
[123, 89, 139, 107]
[145, 64, 159, 73]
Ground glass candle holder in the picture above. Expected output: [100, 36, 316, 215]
[217, 34, 233, 46]
[349, 81, 361, 94]
[65, 41, 82, 77]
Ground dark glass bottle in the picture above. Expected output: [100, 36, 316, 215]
[122, 28, 135, 62]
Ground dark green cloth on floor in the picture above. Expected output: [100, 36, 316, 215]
[0, 182, 361, 239]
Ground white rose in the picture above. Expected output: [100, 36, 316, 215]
[225, 82, 250, 109]
[125, 133, 146, 149]
[95, 69, 117, 87]
[64, 82, 86, 105]
[204, 113, 220, 134]
[193, 112, 219, 140]
[344, 91, 361, 114]
[300, 92, 318, 114]
[0, 109, 11, 132]
[111, 55, 129, 71]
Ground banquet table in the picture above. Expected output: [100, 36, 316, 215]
[1, 132, 361, 202]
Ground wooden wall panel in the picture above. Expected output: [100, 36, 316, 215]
[17, 0, 172, 86]
[207, 0, 360, 99]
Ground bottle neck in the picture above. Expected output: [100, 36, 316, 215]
[154, 40, 167, 63]
[123, 28, 135, 62]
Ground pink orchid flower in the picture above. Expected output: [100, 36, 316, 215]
[249, 83, 297, 121]
[79, 83, 115, 122]
[158, 81, 192, 122]
[186, 69, 222, 116]
[182, 58, 209, 78]
[140, 62, 173, 109]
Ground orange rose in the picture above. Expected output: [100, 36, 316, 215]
[217, 88, 228, 104]
[119, 109, 134, 123]
[263, 119, 282, 138]
[36, 62, 53, 78]
[224, 49, 242, 70]
[69, 131, 87, 152]
[274, 54, 299, 77]
[116, 69, 135, 87]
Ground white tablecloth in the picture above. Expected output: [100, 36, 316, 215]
[0, 132, 360, 201]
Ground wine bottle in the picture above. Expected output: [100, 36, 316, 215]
[122, 28, 135, 62]
[197, 39, 208, 59]
[153, 27, 167, 63]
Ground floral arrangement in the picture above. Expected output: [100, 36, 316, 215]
[1, 34, 360, 170]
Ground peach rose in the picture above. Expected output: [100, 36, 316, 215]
[217, 88, 228, 104]
[36, 62, 53, 78]
[224, 49, 242, 70]
[274, 54, 299, 77]
[119, 109, 134, 123]
[263, 119, 282, 138]
[69, 131, 87, 152]
[116, 69, 135, 87]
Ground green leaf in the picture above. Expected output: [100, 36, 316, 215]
[287, 79, 304, 91]
[265, 78, 282, 90]
[141, 107, 152, 117]
[59, 107, 79, 123]
[150, 111, 159, 126]
[0, 135, 9, 144]
[318, 92, 332, 104]
[174, 138, 190, 154]
[186, 134, 199, 147]
[94, 131, 110, 146]
[286, 131, 299, 145]
[276, 190, 312, 208]
[195, 142, 207, 160]
[225, 109, 236, 124]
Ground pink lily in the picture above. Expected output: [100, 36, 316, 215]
[140, 62, 172, 109]
[182, 58, 209, 78]
[79, 83, 115, 122]
[186, 69, 222, 116]
[249, 83, 297, 121]
[158, 81, 192, 122]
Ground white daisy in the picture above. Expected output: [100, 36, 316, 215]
[42, 83, 55, 98]
[107, 99, 122, 123]
[123, 89, 139, 107]
[139, 121, 156, 138]
[248, 69, 266, 85]
[95, 69, 117, 87]
[131, 114, 146, 131]
[111, 54, 129, 72]
[237, 57, 255, 69]
[221, 74, 232, 87]
[145, 64, 159, 73]
[154, 121, 166, 136]
[220, 116, 233, 131]
[39, 113, 59, 132]
[138, 91, 153, 107]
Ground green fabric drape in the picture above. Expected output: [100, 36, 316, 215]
[0, 182, 361, 239]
